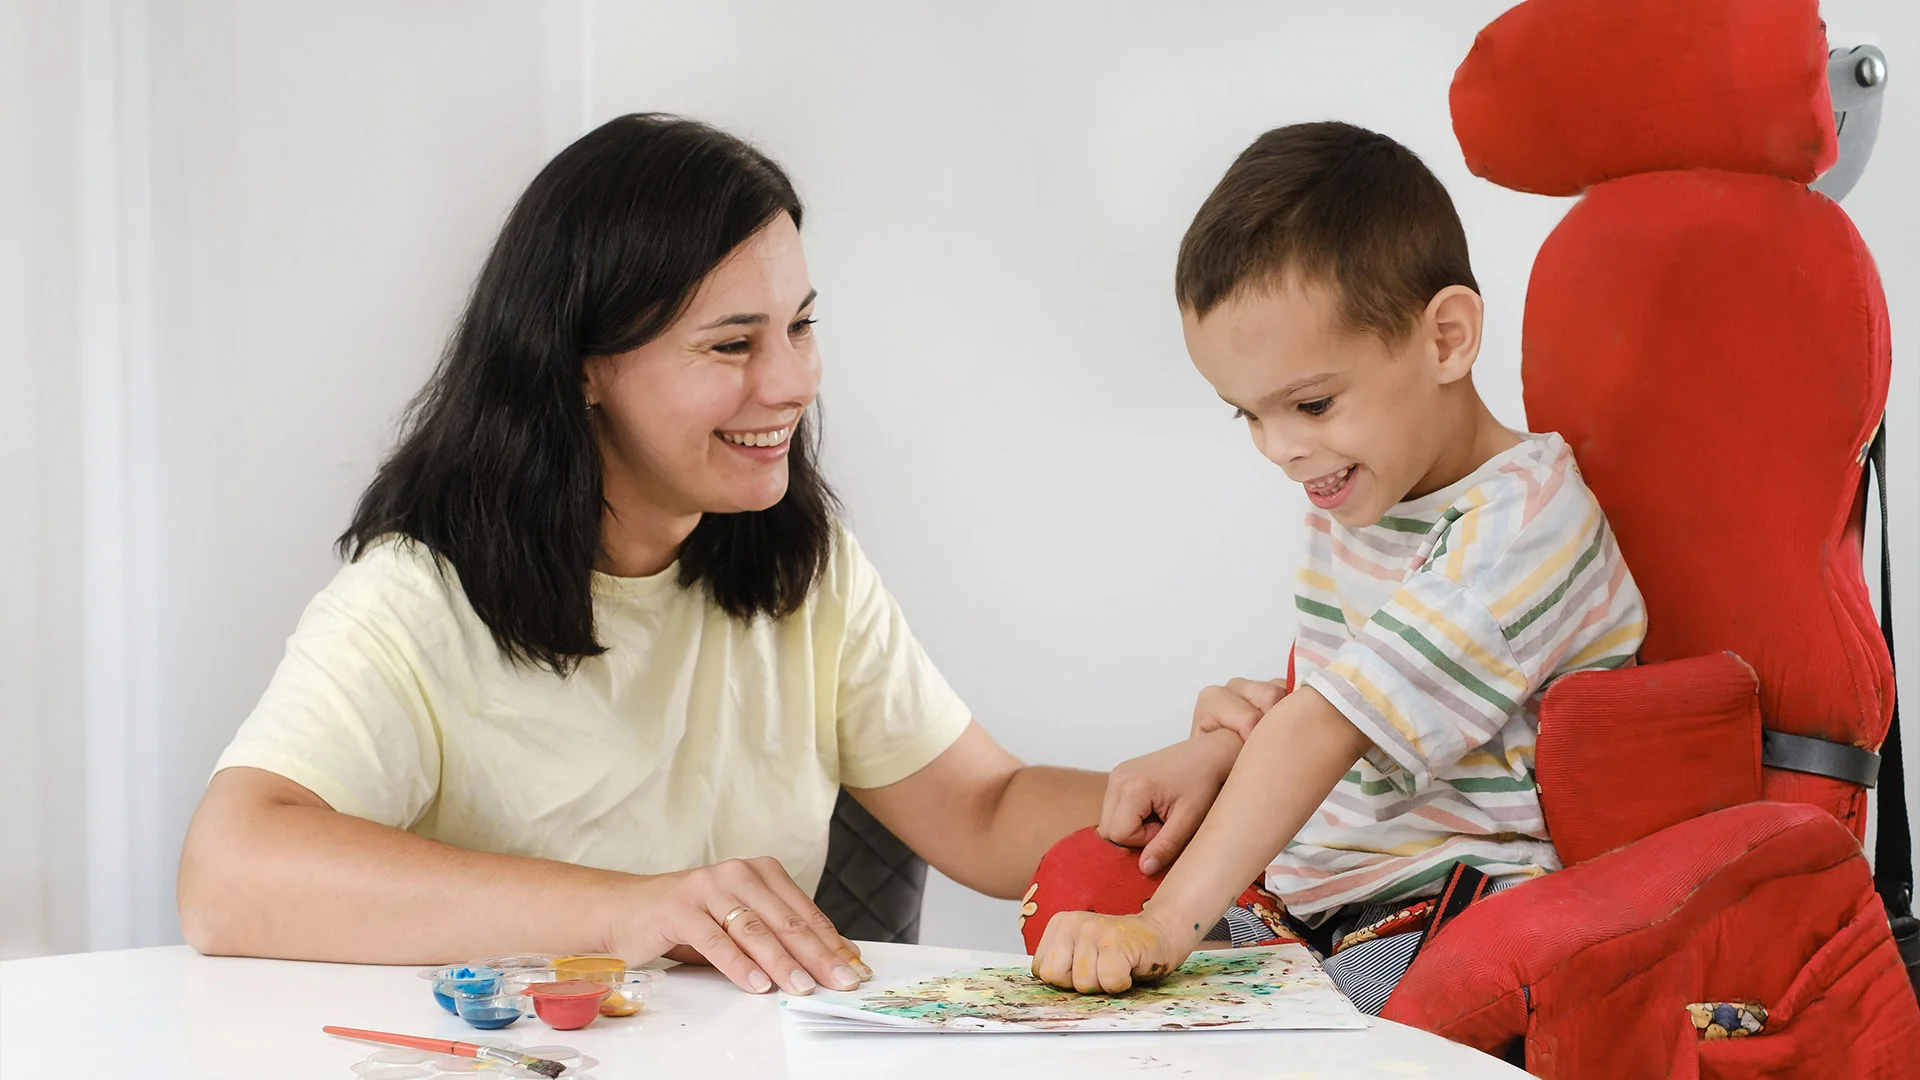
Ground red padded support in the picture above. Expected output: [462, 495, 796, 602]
[1382, 803, 1920, 1076]
[1536, 654, 1762, 867]
[1450, 0, 1835, 195]
[1523, 169, 1894, 836]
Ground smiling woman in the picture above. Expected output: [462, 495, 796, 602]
[174, 114, 1115, 999]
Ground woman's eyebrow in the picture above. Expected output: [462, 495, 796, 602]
[695, 289, 818, 332]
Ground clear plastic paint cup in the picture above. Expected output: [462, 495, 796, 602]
[449, 985, 529, 1030]
[598, 969, 656, 1017]
[417, 964, 502, 1014]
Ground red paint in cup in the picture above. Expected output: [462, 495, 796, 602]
[526, 979, 612, 1030]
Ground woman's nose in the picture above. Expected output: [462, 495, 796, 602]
[753, 332, 819, 407]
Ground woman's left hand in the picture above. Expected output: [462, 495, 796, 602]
[1030, 910, 1192, 994]
[1099, 730, 1241, 876]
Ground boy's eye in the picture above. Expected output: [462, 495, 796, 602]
[1231, 407, 1252, 422]
[1297, 397, 1334, 417]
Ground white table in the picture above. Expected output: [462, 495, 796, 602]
[0, 942, 1526, 1078]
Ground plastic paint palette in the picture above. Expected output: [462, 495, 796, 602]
[417, 955, 657, 1031]
[347, 1039, 599, 1079]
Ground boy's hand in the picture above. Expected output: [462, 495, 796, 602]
[1190, 678, 1288, 741]
[1099, 731, 1239, 876]
[1031, 910, 1192, 993]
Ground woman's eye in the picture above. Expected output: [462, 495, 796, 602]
[1231, 407, 1251, 422]
[789, 316, 817, 336]
[713, 339, 751, 356]
[1298, 397, 1334, 417]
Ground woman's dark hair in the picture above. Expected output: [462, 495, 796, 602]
[340, 113, 837, 674]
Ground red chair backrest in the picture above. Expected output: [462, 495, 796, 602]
[1451, 0, 1894, 836]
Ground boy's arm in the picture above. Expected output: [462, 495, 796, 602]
[1033, 686, 1371, 993]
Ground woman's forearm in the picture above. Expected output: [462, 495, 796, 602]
[974, 764, 1107, 897]
[178, 766, 635, 964]
[1144, 686, 1371, 947]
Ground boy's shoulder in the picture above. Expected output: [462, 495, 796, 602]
[1437, 432, 1611, 578]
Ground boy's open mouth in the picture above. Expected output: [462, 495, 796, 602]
[1304, 464, 1357, 509]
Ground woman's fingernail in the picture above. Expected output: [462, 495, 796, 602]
[833, 965, 860, 989]
[1140, 856, 1162, 876]
[748, 970, 773, 993]
[791, 970, 817, 993]
[854, 960, 874, 980]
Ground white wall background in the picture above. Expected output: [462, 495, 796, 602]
[3, 0, 1915, 959]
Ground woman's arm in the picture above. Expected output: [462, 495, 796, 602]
[848, 722, 1105, 899]
[178, 767, 870, 994]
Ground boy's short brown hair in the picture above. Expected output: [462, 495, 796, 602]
[1175, 121, 1478, 342]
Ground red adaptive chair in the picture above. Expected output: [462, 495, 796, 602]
[1022, 0, 1920, 1074]
[1380, 0, 1920, 1074]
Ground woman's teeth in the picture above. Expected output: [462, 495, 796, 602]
[720, 427, 793, 448]
[1305, 465, 1355, 495]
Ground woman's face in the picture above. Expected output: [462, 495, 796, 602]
[585, 214, 821, 521]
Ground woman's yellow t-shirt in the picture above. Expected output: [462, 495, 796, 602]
[213, 526, 972, 894]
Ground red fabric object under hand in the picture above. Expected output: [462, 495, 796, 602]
[1535, 653, 1763, 867]
[1020, 827, 1162, 955]
[1524, 168, 1894, 838]
[1450, 0, 1834, 195]
[1382, 802, 1920, 1077]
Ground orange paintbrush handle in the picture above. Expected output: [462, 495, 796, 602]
[322, 1026, 479, 1059]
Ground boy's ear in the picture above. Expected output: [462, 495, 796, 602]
[1426, 285, 1484, 385]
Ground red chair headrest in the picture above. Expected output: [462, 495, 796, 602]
[1451, 0, 1836, 194]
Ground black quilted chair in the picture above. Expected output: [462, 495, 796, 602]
[814, 790, 928, 944]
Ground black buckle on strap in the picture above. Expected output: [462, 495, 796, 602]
[1761, 728, 1882, 788]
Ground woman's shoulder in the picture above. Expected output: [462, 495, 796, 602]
[812, 520, 877, 607]
[306, 535, 475, 639]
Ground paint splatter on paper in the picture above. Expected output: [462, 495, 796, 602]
[782, 945, 1366, 1033]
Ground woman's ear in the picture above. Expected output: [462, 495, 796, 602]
[581, 354, 609, 409]
[1426, 285, 1484, 386]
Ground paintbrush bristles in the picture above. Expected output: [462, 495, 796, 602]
[514, 1055, 566, 1079]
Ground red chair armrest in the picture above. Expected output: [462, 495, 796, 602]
[1382, 802, 1872, 1057]
[1536, 653, 1762, 866]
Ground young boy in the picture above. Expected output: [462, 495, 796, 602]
[1031, 122, 1646, 1012]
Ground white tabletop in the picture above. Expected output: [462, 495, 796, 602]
[0, 942, 1525, 1079]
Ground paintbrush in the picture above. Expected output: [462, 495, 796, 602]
[322, 1025, 568, 1078]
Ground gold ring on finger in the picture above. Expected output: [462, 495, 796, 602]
[722, 904, 752, 931]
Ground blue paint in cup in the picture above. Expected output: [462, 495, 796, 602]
[421, 964, 502, 1014]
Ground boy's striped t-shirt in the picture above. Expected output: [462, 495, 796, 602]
[1270, 431, 1646, 922]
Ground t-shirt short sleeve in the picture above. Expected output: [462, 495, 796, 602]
[828, 529, 974, 790]
[1305, 489, 1641, 791]
[213, 543, 448, 827]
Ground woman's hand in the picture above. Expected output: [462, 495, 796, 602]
[607, 857, 872, 996]
[1190, 678, 1288, 741]
[1099, 730, 1240, 876]
[1030, 910, 1193, 994]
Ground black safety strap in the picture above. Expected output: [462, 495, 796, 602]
[1865, 421, 1920, 999]
[1762, 728, 1882, 787]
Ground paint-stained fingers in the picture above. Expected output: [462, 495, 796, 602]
[1067, 914, 1113, 991]
[1095, 942, 1137, 995]
[1031, 915, 1082, 989]
[751, 858, 872, 982]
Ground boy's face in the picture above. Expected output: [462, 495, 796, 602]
[1182, 275, 1472, 529]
